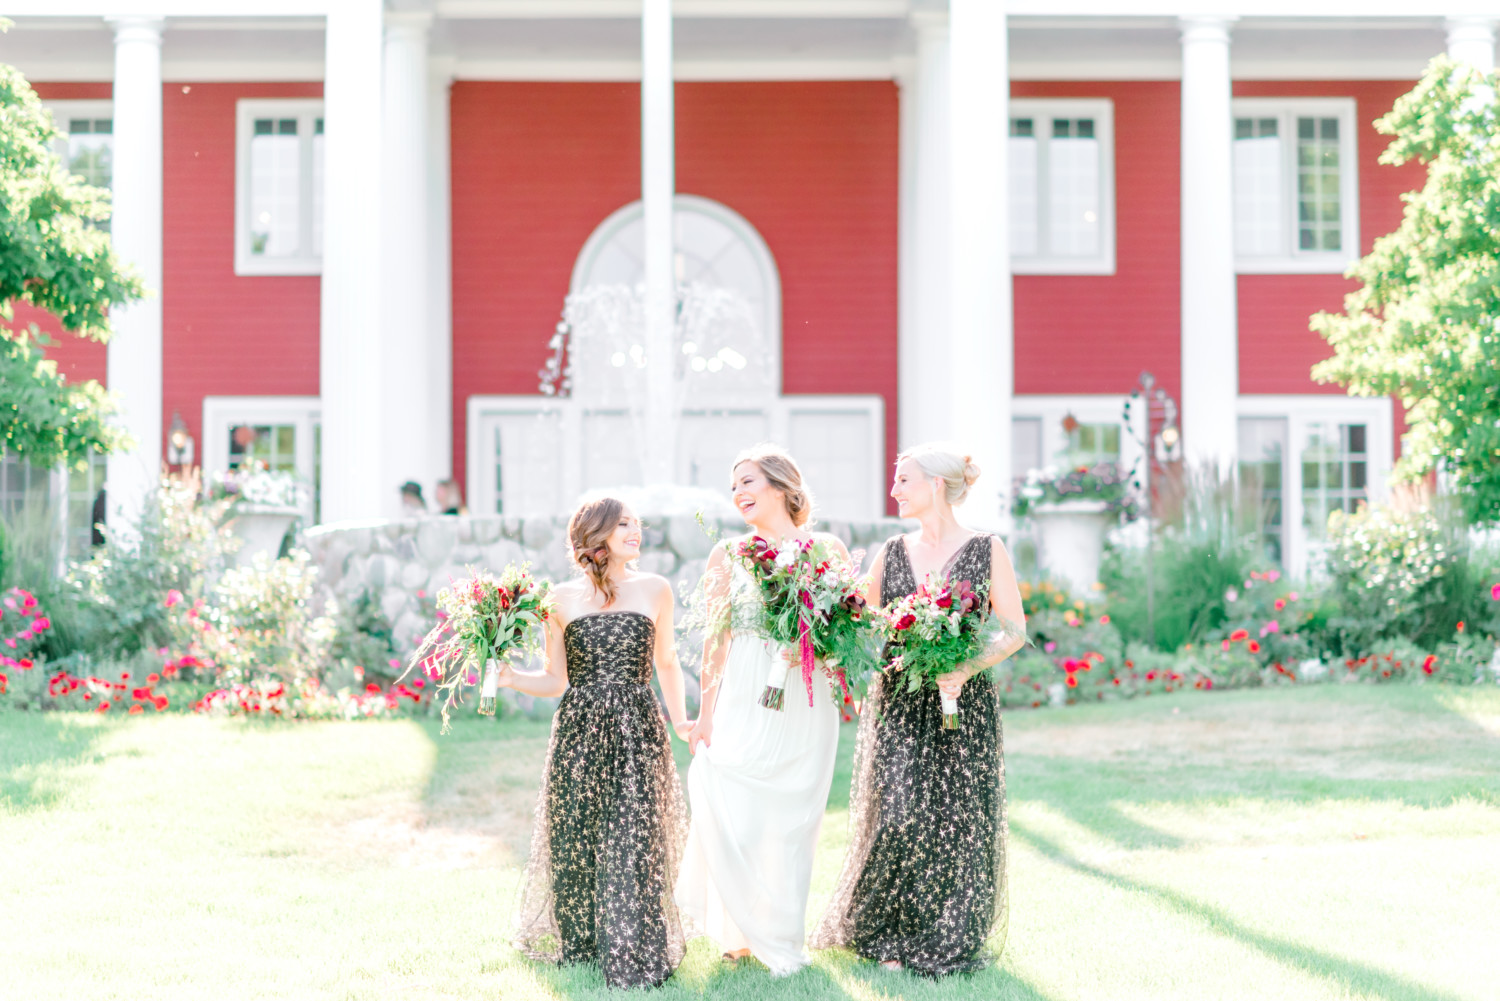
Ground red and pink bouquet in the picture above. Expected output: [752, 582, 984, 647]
[882, 577, 1020, 729]
[730, 536, 881, 710]
[405, 564, 553, 731]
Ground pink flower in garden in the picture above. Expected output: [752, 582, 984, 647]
[1492, 582, 1500, 601]
[1274, 599, 1286, 611]
[164, 589, 183, 608]
[1099, 614, 1111, 625]
[1044, 641, 1057, 653]
[1261, 620, 1280, 636]
[1267, 570, 1281, 583]
[33, 617, 50, 631]
[1222, 639, 1231, 652]
[388, 658, 400, 670]
[1288, 592, 1299, 602]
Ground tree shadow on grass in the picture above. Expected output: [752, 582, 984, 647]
[1010, 818, 1468, 1001]
[0, 711, 109, 813]
[1005, 685, 1500, 852]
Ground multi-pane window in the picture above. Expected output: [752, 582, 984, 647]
[1066, 422, 1121, 467]
[65, 449, 108, 558]
[45, 103, 114, 230]
[228, 424, 298, 474]
[1009, 99, 1115, 275]
[236, 101, 325, 275]
[1232, 99, 1357, 272]
[1238, 417, 1288, 566]
[1302, 422, 1368, 540]
[0, 453, 51, 519]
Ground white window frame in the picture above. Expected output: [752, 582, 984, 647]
[1009, 98, 1116, 276]
[1237, 394, 1392, 580]
[1232, 98, 1360, 275]
[1011, 395, 1144, 479]
[234, 99, 324, 277]
[201, 396, 322, 522]
[467, 394, 886, 522]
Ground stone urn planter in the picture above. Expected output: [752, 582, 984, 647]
[229, 504, 300, 566]
[1030, 499, 1116, 595]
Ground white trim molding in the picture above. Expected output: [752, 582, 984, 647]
[201, 395, 323, 521]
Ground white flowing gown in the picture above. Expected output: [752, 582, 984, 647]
[676, 563, 841, 975]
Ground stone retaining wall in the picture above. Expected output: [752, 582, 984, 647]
[302, 514, 909, 660]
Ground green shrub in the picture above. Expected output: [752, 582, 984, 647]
[1319, 500, 1492, 655]
[185, 550, 335, 686]
[68, 475, 237, 656]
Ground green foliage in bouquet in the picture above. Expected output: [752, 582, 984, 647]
[406, 564, 553, 731]
[882, 578, 1023, 693]
[730, 535, 881, 704]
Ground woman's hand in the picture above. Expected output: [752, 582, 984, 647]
[672, 720, 693, 742]
[935, 668, 970, 701]
[687, 717, 713, 755]
[494, 660, 516, 689]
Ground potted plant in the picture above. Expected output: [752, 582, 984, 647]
[209, 461, 306, 566]
[1013, 464, 1137, 594]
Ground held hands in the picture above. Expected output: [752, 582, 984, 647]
[687, 717, 713, 755]
[672, 720, 694, 742]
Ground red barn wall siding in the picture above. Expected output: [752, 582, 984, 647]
[161, 82, 323, 461]
[1233, 80, 1421, 399]
[26, 83, 113, 386]
[1011, 81, 1182, 403]
[449, 80, 900, 496]
[23, 81, 323, 461]
[449, 82, 641, 492]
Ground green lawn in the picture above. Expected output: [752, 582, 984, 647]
[3, 684, 1497, 1000]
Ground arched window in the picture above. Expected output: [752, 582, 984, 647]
[467, 197, 885, 519]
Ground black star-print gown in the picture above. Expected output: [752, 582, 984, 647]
[812, 534, 1010, 977]
[513, 611, 688, 989]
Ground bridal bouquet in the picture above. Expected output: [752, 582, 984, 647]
[405, 564, 553, 731]
[730, 536, 881, 711]
[882, 577, 1019, 730]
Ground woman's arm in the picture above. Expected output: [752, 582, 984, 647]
[936, 536, 1029, 696]
[651, 577, 691, 740]
[863, 540, 888, 611]
[498, 610, 570, 699]
[687, 545, 732, 752]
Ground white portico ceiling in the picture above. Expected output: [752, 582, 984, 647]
[0, 9, 1468, 82]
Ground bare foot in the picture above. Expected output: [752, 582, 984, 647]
[880, 959, 903, 972]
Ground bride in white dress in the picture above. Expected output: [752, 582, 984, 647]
[676, 444, 850, 975]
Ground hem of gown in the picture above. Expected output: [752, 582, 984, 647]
[853, 945, 993, 980]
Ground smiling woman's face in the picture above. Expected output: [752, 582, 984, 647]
[605, 504, 642, 563]
[890, 457, 937, 519]
[731, 461, 785, 528]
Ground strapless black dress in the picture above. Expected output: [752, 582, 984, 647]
[513, 611, 689, 989]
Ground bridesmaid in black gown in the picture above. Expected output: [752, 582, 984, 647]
[502, 497, 692, 989]
[814, 444, 1027, 978]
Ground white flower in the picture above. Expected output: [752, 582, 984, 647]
[774, 548, 798, 569]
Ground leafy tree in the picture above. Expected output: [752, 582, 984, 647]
[0, 56, 143, 469]
[1312, 57, 1500, 523]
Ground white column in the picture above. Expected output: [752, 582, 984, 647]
[1446, 17, 1496, 73]
[897, 12, 952, 453]
[1179, 16, 1239, 474]
[380, 11, 433, 516]
[427, 55, 456, 488]
[641, 0, 675, 485]
[320, 1, 384, 523]
[105, 16, 163, 529]
[948, 0, 1011, 529]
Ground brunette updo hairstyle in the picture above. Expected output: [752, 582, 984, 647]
[732, 443, 814, 527]
[569, 496, 626, 606]
[899, 442, 982, 506]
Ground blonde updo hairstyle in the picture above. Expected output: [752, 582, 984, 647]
[568, 496, 627, 606]
[899, 442, 982, 506]
[732, 443, 814, 528]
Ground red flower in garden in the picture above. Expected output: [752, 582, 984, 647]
[1248, 640, 1261, 654]
[164, 589, 183, 608]
[1229, 629, 1249, 643]
[129, 705, 144, 715]
[1456, 622, 1465, 633]
[1274, 599, 1286, 611]
[1422, 655, 1437, 675]
[365, 682, 381, 694]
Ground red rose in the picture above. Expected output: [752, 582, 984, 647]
[895, 613, 916, 631]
